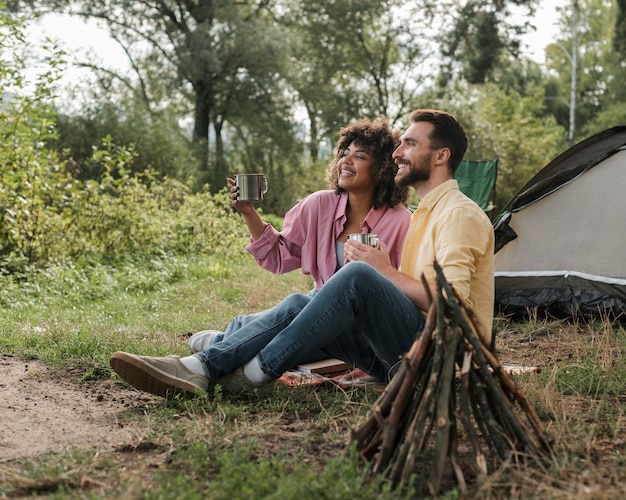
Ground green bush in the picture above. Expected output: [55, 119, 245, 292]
[0, 12, 254, 275]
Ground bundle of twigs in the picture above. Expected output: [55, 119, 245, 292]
[349, 262, 554, 496]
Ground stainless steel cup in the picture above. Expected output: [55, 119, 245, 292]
[348, 233, 380, 249]
[234, 174, 268, 201]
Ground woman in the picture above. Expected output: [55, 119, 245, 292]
[188, 117, 411, 353]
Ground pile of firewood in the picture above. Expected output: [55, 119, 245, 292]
[349, 262, 554, 496]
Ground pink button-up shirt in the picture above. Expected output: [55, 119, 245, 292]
[246, 190, 412, 290]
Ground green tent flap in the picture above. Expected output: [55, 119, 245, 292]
[454, 159, 498, 213]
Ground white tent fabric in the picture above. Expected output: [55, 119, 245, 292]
[493, 126, 626, 319]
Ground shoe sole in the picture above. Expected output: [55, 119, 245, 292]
[110, 352, 203, 399]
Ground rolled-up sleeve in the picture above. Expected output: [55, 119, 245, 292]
[245, 208, 307, 275]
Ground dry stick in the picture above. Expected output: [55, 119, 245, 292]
[352, 329, 437, 466]
[421, 272, 433, 308]
[457, 351, 488, 475]
[448, 284, 552, 452]
[391, 346, 438, 484]
[388, 341, 438, 485]
[468, 370, 511, 461]
[374, 360, 423, 471]
[351, 301, 438, 450]
[394, 286, 447, 483]
[449, 339, 472, 493]
[357, 413, 385, 460]
[483, 380, 532, 452]
[448, 388, 468, 496]
[387, 343, 436, 484]
[468, 378, 500, 470]
[351, 365, 407, 449]
[434, 264, 544, 457]
[460, 326, 537, 457]
[465, 334, 541, 456]
[369, 303, 439, 473]
[429, 325, 462, 495]
[376, 322, 441, 473]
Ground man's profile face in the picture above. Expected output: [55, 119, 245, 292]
[393, 121, 435, 187]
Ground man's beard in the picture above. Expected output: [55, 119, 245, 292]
[396, 152, 433, 188]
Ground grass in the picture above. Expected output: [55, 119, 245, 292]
[1, 254, 626, 498]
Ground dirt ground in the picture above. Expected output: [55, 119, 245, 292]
[0, 353, 159, 465]
[0, 326, 571, 465]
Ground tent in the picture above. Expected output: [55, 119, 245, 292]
[493, 125, 626, 320]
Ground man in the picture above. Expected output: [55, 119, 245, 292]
[110, 109, 494, 398]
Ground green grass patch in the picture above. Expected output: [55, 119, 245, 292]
[2, 257, 626, 498]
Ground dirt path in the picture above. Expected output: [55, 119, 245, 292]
[0, 353, 158, 464]
[0, 332, 547, 466]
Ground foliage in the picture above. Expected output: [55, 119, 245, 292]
[580, 102, 626, 137]
[282, 0, 434, 157]
[5, 0, 625, 225]
[423, 82, 567, 210]
[0, 9, 68, 273]
[615, 0, 626, 54]
[0, 11, 254, 273]
[52, 96, 201, 182]
[438, 0, 539, 85]
[63, 140, 249, 263]
[545, 0, 625, 142]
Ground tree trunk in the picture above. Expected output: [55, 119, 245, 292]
[193, 79, 211, 177]
[213, 118, 228, 190]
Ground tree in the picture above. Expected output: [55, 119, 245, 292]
[14, 0, 290, 191]
[282, 0, 434, 160]
[438, 0, 539, 85]
[0, 7, 71, 272]
[427, 83, 567, 209]
[545, 0, 624, 143]
[614, 0, 626, 54]
[52, 95, 200, 181]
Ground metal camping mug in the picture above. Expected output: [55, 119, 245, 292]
[348, 233, 380, 249]
[234, 173, 268, 202]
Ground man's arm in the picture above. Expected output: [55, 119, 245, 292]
[344, 240, 435, 311]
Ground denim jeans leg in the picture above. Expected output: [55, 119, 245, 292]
[220, 289, 316, 335]
[257, 261, 426, 381]
[196, 290, 324, 380]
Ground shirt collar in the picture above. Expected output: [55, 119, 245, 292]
[335, 190, 387, 233]
[361, 204, 386, 232]
[415, 179, 459, 211]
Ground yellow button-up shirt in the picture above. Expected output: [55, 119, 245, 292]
[400, 179, 494, 341]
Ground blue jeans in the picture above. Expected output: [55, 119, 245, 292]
[197, 262, 426, 382]
[196, 289, 328, 378]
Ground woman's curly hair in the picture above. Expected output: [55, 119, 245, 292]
[326, 117, 409, 209]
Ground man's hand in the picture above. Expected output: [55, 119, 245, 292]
[345, 239, 434, 311]
[344, 239, 393, 273]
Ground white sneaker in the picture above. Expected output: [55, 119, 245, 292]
[188, 330, 222, 353]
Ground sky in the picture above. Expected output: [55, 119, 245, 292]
[24, 2, 566, 94]
[517, 1, 564, 63]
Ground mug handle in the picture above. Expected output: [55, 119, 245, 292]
[372, 235, 380, 249]
[261, 176, 268, 196]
